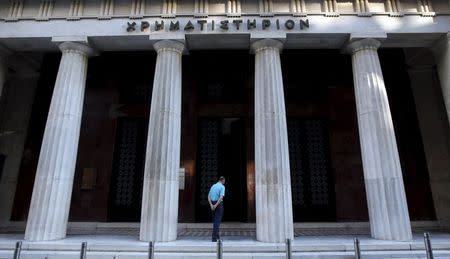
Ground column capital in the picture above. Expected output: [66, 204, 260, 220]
[346, 38, 381, 54]
[153, 40, 185, 55]
[251, 39, 284, 54]
[58, 42, 97, 57]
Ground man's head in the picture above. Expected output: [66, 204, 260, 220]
[219, 176, 226, 184]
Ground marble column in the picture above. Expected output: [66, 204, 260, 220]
[251, 39, 294, 243]
[140, 40, 184, 242]
[432, 33, 450, 125]
[25, 42, 94, 241]
[347, 38, 412, 241]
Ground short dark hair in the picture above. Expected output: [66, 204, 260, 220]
[219, 176, 225, 181]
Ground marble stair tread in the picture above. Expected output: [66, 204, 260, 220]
[1, 233, 450, 253]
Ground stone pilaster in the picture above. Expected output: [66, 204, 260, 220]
[140, 40, 184, 242]
[0, 45, 12, 99]
[347, 38, 412, 241]
[0, 58, 5, 98]
[432, 33, 450, 125]
[25, 42, 94, 241]
[408, 65, 450, 227]
[0, 71, 39, 227]
[251, 38, 294, 243]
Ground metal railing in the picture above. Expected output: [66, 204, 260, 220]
[354, 238, 361, 259]
[424, 232, 434, 259]
[13, 241, 22, 259]
[148, 241, 155, 259]
[10, 233, 438, 259]
[217, 239, 223, 259]
[286, 238, 292, 259]
[80, 242, 87, 259]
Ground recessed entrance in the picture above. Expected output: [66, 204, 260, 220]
[108, 117, 147, 222]
[196, 117, 247, 222]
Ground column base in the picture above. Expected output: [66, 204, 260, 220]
[365, 178, 413, 241]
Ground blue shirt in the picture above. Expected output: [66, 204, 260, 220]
[208, 182, 225, 202]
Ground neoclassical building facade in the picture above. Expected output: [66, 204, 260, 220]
[0, 0, 448, 248]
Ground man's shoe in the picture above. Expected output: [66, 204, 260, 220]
[212, 239, 217, 242]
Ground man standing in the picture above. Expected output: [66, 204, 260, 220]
[208, 176, 226, 242]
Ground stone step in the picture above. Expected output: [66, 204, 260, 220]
[1, 233, 450, 259]
[1, 250, 450, 259]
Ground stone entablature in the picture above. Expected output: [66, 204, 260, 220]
[0, 0, 449, 22]
[0, 15, 447, 51]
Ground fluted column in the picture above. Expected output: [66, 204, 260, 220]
[140, 40, 184, 242]
[347, 38, 412, 241]
[252, 39, 294, 243]
[432, 33, 450, 125]
[25, 42, 94, 241]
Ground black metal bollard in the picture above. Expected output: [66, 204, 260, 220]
[353, 238, 361, 259]
[286, 238, 292, 259]
[148, 241, 154, 259]
[80, 242, 87, 259]
[13, 241, 22, 259]
[424, 232, 434, 259]
[217, 239, 223, 259]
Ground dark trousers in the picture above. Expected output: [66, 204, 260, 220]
[211, 201, 224, 241]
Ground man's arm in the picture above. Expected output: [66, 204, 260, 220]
[213, 195, 224, 209]
[208, 196, 214, 210]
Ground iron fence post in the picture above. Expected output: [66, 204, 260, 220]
[13, 241, 22, 259]
[354, 238, 361, 259]
[217, 239, 223, 259]
[424, 232, 434, 259]
[79, 242, 87, 259]
[286, 238, 292, 259]
[148, 241, 154, 259]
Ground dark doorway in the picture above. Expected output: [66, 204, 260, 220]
[287, 118, 335, 221]
[107, 117, 148, 222]
[196, 117, 247, 222]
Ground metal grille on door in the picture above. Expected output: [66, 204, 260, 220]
[287, 118, 334, 221]
[288, 119, 305, 206]
[305, 120, 329, 206]
[199, 120, 220, 206]
[114, 120, 139, 206]
[109, 118, 147, 221]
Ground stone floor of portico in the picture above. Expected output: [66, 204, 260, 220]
[1, 231, 450, 258]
